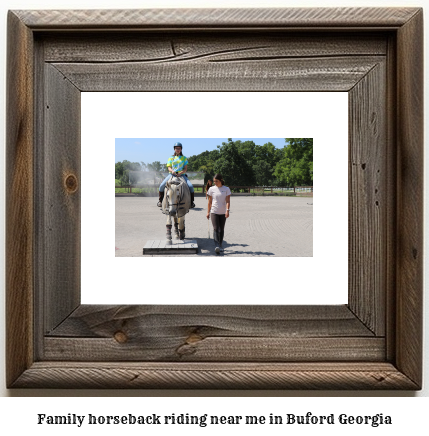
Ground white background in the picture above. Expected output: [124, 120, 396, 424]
[82, 92, 348, 305]
[0, 0, 427, 420]
[2, 397, 428, 434]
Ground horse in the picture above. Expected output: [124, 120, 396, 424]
[161, 175, 191, 244]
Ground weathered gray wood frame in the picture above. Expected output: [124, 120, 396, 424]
[6, 8, 423, 389]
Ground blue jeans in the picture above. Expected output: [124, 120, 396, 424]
[159, 174, 194, 193]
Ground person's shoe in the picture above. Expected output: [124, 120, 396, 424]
[219, 232, 224, 252]
[214, 230, 220, 254]
[190, 192, 195, 208]
[157, 191, 164, 207]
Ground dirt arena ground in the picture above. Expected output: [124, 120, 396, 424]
[115, 194, 313, 257]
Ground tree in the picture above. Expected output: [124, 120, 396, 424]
[115, 161, 125, 180]
[274, 138, 313, 186]
[236, 140, 257, 167]
[115, 160, 142, 185]
[133, 138, 313, 189]
[255, 142, 281, 169]
[188, 149, 220, 182]
[213, 139, 255, 186]
[119, 172, 129, 186]
[252, 141, 282, 185]
[147, 161, 163, 172]
[253, 160, 273, 186]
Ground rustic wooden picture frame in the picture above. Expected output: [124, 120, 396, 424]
[6, 8, 423, 390]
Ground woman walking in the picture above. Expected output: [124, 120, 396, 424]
[157, 142, 195, 208]
[207, 174, 231, 254]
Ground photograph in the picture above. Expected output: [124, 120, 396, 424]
[115, 138, 313, 257]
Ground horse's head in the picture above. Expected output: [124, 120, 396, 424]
[164, 177, 182, 216]
[162, 175, 191, 217]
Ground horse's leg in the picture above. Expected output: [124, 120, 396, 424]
[178, 216, 185, 240]
[174, 218, 179, 239]
[166, 215, 172, 245]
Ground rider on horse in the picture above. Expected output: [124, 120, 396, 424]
[157, 142, 195, 208]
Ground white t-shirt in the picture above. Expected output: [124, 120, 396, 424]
[208, 185, 231, 214]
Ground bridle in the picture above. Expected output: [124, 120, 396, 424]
[167, 175, 187, 214]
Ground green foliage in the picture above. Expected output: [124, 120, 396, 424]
[116, 138, 313, 187]
[274, 138, 313, 186]
[115, 160, 143, 186]
[213, 139, 255, 186]
[188, 149, 220, 182]
[146, 161, 166, 172]
[115, 161, 124, 180]
[115, 160, 141, 178]
[253, 160, 273, 186]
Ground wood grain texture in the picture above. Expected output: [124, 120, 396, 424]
[52, 56, 383, 92]
[143, 240, 198, 254]
[14, 8, 420, 29]
[395, 9, 423, 387]
[348, 61, 386, 336]
[44, 337, 385, 362]
[42, 33, 388, 63]
[44, 305, 379, 361]
[43, 64, 81, 333]
[47, 305, 375, 338]
[384, 33, 398, 364]
[33, 37, 47, 361]
[5, 11, 34, 388]
[11, 362, 419, 390]
[6, 8, 423, 390]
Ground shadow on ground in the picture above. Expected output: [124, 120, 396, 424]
[193, 238, 275, 257]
